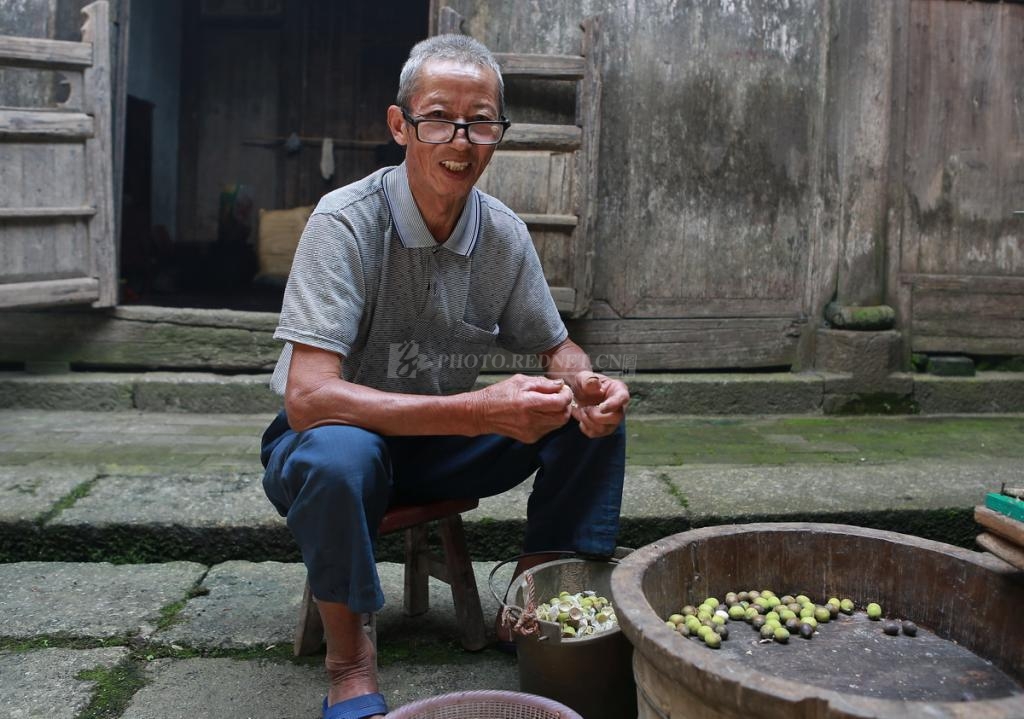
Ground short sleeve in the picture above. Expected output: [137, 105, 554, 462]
[495, 234, 568, 355]
[274, 211, 365, 358]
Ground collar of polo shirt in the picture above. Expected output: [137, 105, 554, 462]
[382, 162, 481, 257]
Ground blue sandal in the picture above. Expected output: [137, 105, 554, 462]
[322, 693, 388, 719]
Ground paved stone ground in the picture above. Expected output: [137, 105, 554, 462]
[1, 409, 1023, 717]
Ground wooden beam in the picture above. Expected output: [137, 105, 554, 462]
[0, 34, 92, 69]
[495, 52, 584, 80]
[0, 277, 99, 309]
[519, 213, 577, 230]
[501, 123, 581, 152]
[0, 109, 93, 140]
[0, 206, 96, 219]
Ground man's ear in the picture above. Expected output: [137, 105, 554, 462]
[387, 105, 409, 146]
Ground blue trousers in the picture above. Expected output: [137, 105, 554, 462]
[260, 410, 625, 614]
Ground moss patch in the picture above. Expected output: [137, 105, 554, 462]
[76, 660, 146, 719]
[626, 415, 1024, 467]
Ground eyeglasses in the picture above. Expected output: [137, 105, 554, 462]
[401, 108, 510, 145]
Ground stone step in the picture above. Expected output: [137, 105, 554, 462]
[2, 369, 1024, 414]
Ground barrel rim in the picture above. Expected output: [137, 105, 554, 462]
[611, 522, 1024, 716]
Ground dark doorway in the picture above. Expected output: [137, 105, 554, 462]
[119, 0, 427, 312]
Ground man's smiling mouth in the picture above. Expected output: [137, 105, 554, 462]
[441, 160, 469, 172]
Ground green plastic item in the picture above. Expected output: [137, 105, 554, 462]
[985, 492, 1024, 522]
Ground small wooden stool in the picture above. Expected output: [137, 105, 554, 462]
[293, 497, 487, 656]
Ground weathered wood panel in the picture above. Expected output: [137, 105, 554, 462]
[0, 218, 90, 282]
[0, 108, 93, 138]
[907, 274, 1024, 354]
[566, 314, 805, 370]
[0, 34, 92, 68]
[437, 0, 822, 339]
[0, 277, 99, 309]
[895, 1, 1024, 356]
[0, 143, 87, 207]
[0, 0, 115, 309]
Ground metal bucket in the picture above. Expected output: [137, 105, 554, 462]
[495, 555, 637, 719]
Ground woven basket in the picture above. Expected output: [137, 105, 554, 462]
[386, 690, 584, 719]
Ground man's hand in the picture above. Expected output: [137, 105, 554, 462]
[569, 371, 630, 438]
[472, 374, 574, 443]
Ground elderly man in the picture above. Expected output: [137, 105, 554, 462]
[261, 34, 629, 719]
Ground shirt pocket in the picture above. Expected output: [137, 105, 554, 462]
[444, 320, 499, 393]
[452, 320, 499, 347]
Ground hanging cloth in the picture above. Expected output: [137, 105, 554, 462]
[320, 137, 335, 181]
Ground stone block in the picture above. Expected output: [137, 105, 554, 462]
[926, 356, 976, 377]
[915, 373, 1024, 414]
[0, 561, 205, 639]
[815, 329, 902, 383]
[0, 647, 128, 719]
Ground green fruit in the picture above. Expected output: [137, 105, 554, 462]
[801, 616, 818, 629]
[729, 605, 747, 620]
[779, 609, 796, 622]
[677, 623, 691, 637]
[795, 595, 810, 605]
[767, 596, 781, 609]
[697, 625, 714, 639]
[765, 611, 780, 623]
[839, 599, 855, 614]
[760, 624, 775, 639]
[682, 605, 697, 616]
[665, 620, 676, 629]
[711, 615, 726, 626]
[745, 607, 759, 622]
[867, 603, 882, 620]
[752, 615, 767, 630]
[814, 607, 831, 623]
[799, 606, 815, 619]
[704, 632, 722, 648]
[774, 627, 790, 643]
[669, 614, 685, 625]
[798, 622, 814, 639]
[685, 616, 702, 633]
[827, 597, 841, 608]
[714, 624, 729, 640]
[780, 595, 795, 605]
[725, 592, 738, 606]
[754, 597, 770, 609]
[704, 597, 720, 609]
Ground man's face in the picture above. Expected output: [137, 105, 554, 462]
[388, 59, 501, 206]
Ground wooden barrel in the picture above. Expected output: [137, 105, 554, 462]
[611, 523, 1024, 718]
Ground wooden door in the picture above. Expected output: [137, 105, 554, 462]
[892, 1, 1024, 357]
[433, 7, 600, 319]
[0, 0, 117, 309]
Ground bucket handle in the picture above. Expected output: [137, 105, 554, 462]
[487, 549, 628, 618]
[486, 550, 577, 613]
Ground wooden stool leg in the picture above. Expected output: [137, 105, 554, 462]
[404, 523, 430, 616]
[294, 578, 324, 656]
[294, 579, 379, 657]
[438, 514, 487, 651]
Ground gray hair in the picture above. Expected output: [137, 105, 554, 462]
[396, 34, 505, 115]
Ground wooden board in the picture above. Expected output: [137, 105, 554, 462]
[976, 505, 1024, 547]
[976, 533, 1024, 572]
[895, 1, 1024, 357]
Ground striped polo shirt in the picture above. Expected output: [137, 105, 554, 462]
[270, 163, 567, 396]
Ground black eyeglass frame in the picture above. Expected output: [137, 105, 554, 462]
[401, 108, 511, 145]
